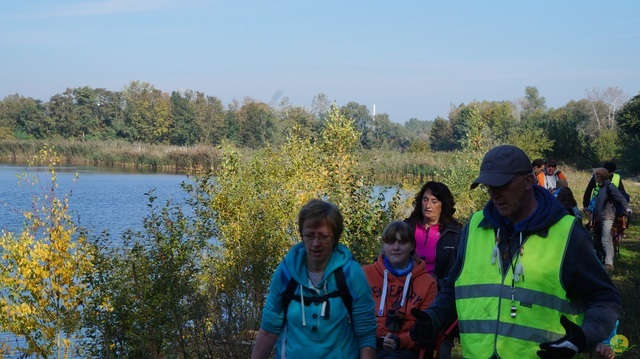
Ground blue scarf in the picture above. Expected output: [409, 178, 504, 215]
[383, 256, 414, 277]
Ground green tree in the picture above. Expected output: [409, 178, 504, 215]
[340, 101, 372, 149]
[617, 92, 640, 173]
[122, 81, 172, 144]
[170, 90, 199, 145]
[0, 94, 22, 138]
[541, 107, 592, 167]
[0, 95, 51, 139]
[429, 117, 455, 151]
[519, 86, 547, 120]
[370, 113, 410, 150]
[275, 99, 318, 144]
[48, 87, 111, 140]
[48, 89, 79, 138]
[192, 92, 226, 145]
[479, 101, 517, 143]
[236, 100, 277, 148]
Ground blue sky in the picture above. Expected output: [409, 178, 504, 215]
[2, 0, 639, 123]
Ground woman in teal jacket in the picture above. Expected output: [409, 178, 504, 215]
[252, 199, 377, 359]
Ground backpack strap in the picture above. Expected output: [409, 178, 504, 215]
[334, 266, 353, 319]
[281, 265, 353, 325]
[281, 274, 299, 324]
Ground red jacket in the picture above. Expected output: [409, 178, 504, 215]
[363, 255, 437, 350]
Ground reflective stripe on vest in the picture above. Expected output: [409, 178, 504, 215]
[455, 212, 584, 358]
[592, 173, 621, 199]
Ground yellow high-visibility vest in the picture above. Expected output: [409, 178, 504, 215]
[455, 213, 584, 358]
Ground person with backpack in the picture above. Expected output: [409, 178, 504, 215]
[591, 168, 632, 272]
[252, 199, 377, 359]
[582, 161, 626, 214]
[537, 158, 568, 192]
[363, 221, 438, 359]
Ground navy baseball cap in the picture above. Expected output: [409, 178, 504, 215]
[471, 145, 532, 189]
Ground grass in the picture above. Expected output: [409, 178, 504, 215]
[608, 180, 640, 357]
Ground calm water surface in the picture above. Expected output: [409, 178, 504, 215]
[0, 163, 190, 238]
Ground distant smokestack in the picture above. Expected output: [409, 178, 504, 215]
[372, 104, 376, 117]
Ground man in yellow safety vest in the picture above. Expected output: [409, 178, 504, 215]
[410, 145, 621, 358]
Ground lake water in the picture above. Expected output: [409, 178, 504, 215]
[0, 163, 190, 239]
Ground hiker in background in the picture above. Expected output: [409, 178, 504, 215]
[591, 168, 632, 272]
[251, 199, 376, 359]
[582, 161, 626, 213]
[532, 158, 545, 185]
[409, 145, 621, 358]
[363, 221, 437, 359]
[556, 185, 582, 223]
[537, 157, 568, 192]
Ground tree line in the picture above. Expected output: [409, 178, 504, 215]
[2, 82, 640, 173]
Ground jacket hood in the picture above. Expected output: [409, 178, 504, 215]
[482, 184, 568, 235]
[283, 242, 352, 286]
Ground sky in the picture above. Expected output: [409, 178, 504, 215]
[2, 0, 639, 124]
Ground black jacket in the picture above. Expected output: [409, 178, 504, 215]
[403, 217, 461, 290]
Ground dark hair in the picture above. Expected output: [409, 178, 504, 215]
[382, 221, 415, 246]
[408, 181, 459, 228]
[532, 159, 544, 167]
[298, 199, 344, 247]
[557, 187, 578, 209]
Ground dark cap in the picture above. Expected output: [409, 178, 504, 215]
[545, 158, 558, 166]
[471, 145, 532, 189]
[603, 161, 617, 173]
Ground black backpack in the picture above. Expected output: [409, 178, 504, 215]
[607, 184, 631, 217]
[281, 266, 353, 324]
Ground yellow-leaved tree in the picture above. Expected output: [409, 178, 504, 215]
[0, 145, 94, 358]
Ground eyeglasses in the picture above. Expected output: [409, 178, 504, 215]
[302, 233, 333, 243]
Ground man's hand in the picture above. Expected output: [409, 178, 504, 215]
[409, 308, 436, 349]
[537, 316, 586, 358]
